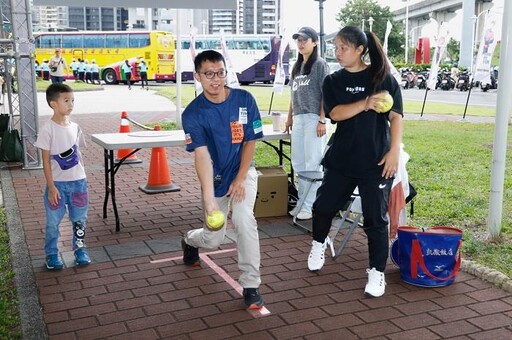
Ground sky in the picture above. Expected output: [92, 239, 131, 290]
[281, 0, 408, 36]
[281, 0, 504, 42]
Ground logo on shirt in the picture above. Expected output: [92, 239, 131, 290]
[253, 120, 262, 134]
[185, 133, 192, 144]
[346, 86, 366, 94]
[292, 75, 311, 91]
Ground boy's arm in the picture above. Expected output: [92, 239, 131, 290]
[226, 140, 256, 203]
[41, 149, 60, 206]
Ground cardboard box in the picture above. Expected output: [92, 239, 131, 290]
[254, 166, 288, 218]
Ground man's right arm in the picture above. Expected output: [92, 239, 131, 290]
[194, 146, 219, 215]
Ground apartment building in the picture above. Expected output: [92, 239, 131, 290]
[30, 0, 280, 34]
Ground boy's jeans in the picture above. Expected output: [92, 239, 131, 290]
[44, 179, 89, 256]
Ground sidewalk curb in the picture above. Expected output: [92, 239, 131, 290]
[462, 259, 512, 293]
[1, 164, 49, 340]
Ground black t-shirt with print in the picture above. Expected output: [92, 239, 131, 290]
[322, 68, 403, 178]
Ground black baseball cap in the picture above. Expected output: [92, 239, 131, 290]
[292, 27, 319, 42]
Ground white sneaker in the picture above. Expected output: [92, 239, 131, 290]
[364, 268, 386, 297]
[308, 239, 327, 272]
[297, 211, 313, 220]
[289, 206, 300, 217]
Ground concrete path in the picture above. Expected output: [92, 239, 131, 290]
[36, 84, 177, 116]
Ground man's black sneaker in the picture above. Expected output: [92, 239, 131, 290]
[181, 238, 200, 266]
[243, 288, 264, 309]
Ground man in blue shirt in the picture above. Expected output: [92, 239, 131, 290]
[181, 50, 264, 310]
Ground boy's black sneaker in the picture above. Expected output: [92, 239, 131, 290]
[181, 238, 200, 266]
[243, 288, 264, 309]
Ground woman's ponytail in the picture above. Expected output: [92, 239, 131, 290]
[365, 31, 389, 92]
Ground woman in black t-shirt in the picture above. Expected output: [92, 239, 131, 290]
[308, 26, 403, 298]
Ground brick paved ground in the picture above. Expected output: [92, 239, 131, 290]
[3, 106, 512, 339]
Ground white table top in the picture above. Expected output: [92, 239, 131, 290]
[91, 124, 289, 150]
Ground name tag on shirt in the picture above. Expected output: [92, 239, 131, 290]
[239, 107, 248, 124]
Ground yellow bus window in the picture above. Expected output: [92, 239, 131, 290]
[106, 34, 128, 48]
[129, 33, 150, 48]
[62, 34, 82, 48]
[39, 34, 61, 48]
[83, 34, 105, 48]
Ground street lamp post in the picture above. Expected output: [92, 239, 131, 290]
[201, 20, 207, 35]
[314, 0, 326, 58]
[472, 10, 489, 57]
[368, 16, 374, 32]
[409, 24, 426, 49]
[403, 0, 409, 63]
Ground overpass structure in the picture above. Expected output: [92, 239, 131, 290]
[393, 0, 497, 67]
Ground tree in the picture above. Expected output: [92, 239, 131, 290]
[446, 38, 460, 64]
[335, 0, 405, 61]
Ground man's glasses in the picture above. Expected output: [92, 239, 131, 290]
[199, 70, 228, 79]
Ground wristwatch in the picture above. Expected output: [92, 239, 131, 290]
[318, 119, 326, 124]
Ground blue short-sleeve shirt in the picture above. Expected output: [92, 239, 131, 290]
[182, 87, 263, 197]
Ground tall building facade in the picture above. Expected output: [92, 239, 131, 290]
[68, 7, 128, 31]
[127, 8, 207, 34]
[208, 0, 280, 34]
[31, 4, 128, 31]
[30, 0, 280, 34]
[240, 0, 279, 34]
[31, 6, 68, 31]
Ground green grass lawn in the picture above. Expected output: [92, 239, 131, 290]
[153, 84, 497, 117]
[35, 79, 101, 92]
[253, 121, 512, 277]
[0, 209, 22, 339]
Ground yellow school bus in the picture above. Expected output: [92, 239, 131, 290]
[34, 30, 175, 84]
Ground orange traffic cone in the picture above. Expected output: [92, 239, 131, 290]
[115, 111, 142, 164]
[139, 126, 180, 194]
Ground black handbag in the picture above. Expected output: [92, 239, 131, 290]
[0, 124, 23, 162]
[0, 113, 9, 138]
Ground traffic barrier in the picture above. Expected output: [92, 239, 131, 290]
[139, 126, 180, 194]
[115, 111, 142, 164]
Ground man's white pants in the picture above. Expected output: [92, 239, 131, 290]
[185, 167, 261, 288]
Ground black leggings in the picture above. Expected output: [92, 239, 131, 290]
[140, 72, 148, 87]
[312, 168, 393, 272]
[125, 72, 132, 87]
